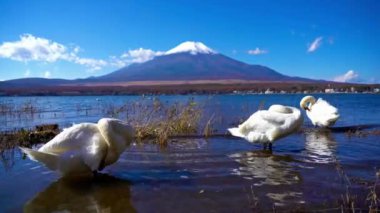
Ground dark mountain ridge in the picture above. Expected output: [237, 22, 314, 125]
[96, 53, 312, 82]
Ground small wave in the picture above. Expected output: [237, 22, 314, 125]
[329, 124, 380, 132]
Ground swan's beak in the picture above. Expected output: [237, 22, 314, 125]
[302, 106, 310, 111]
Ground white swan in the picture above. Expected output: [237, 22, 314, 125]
[300, 95, 339, 127]
[20, 118, 135, 177]
[228, 105, 303, 149]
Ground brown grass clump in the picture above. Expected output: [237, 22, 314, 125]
[203, 114, 215, 139]
[0, 124, 59, 169]
[334, 158, 357, 212]
[367, 173, 380, 212]
[131, 98, 202, 144]
[0, 125, 59, 152]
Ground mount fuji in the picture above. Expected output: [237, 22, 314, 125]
[95, 41, 310, 82]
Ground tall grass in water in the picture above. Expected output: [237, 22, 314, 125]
[130, 98, 203, 144]
[101, 97, 206, 144]
[0, 99, 39, 116]
[334, 157, 380, 212]
[367, 173, 379, 212]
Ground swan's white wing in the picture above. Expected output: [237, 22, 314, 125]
[309, 98, 339, 126]
[38, 123, 108, 171]
[229, 111, 269, 142]
[260, 108, 302, 141]
[236, 109, 298, 142]
[312, 98, 338, 115]
[229, 105, 302, 143]
[39, 123, 101, 153]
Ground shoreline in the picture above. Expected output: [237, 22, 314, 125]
[1, 81, 379, 96]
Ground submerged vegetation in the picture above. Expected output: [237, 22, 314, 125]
[334, 158, 380, 212]
[0, 124, 58, 170]
[0, 99, 40, 118]
[0, 124, 58, 150]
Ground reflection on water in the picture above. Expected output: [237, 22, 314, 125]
[0, 148, 19, 170]
[229, 150, 306, 206]
[24, 174, 135, 213]
[266, 192, 304, 206]
[304, 129, 337, 164]
[229, 150, 301, 186]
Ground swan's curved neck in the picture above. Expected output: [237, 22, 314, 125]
[300, 96, 316, 110]
[98, 122, 126, 156]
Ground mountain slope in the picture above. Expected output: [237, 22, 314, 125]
[97, 52, 306, 82]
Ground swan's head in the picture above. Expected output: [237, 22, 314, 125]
[98, 118, 135, 145]
[300, 96, 316, 111]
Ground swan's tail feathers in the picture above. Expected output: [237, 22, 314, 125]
[19, 147, 58, 171]
[228, 127, 245, 138]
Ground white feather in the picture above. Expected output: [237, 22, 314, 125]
[301, 96, 340, 127]
[228, 105, 303, 143]
[20, 118, 134, 177]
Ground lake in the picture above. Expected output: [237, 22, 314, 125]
[0, 94, 379, 212]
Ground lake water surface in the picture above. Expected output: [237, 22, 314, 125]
[0, 94, 379, 212]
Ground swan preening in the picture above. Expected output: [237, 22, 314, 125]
[20, 118, 135, 177]
[228, 105, 303, 149]
[300, 95, 340, 127]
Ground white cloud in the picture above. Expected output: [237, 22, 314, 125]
[307, 37, 323, 53]
[121, 48, 164, 63]
[334, 70, 359, 82]
[73, 57, 107, 72]
[0, 35, 165, 72]
[108, 56, 126, 68]
[0, 34, 108, 72]
[0, 34, 67, 62]
[108, 48, 164, 68]
[248, 48, 268, 55]
[24, 69, 31, 77]
[44, 71, 51, 78]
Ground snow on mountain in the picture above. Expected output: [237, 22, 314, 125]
[165, 41, 216, 55]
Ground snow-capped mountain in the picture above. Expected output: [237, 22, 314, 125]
[165, 41, 216, 55]
[96, 42, 311, 82]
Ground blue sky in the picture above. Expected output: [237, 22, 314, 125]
[0, 0, 379, 83]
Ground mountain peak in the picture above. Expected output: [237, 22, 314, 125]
[165, 41, 216, 55]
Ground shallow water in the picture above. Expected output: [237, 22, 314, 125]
[0, 94, 379, 211]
